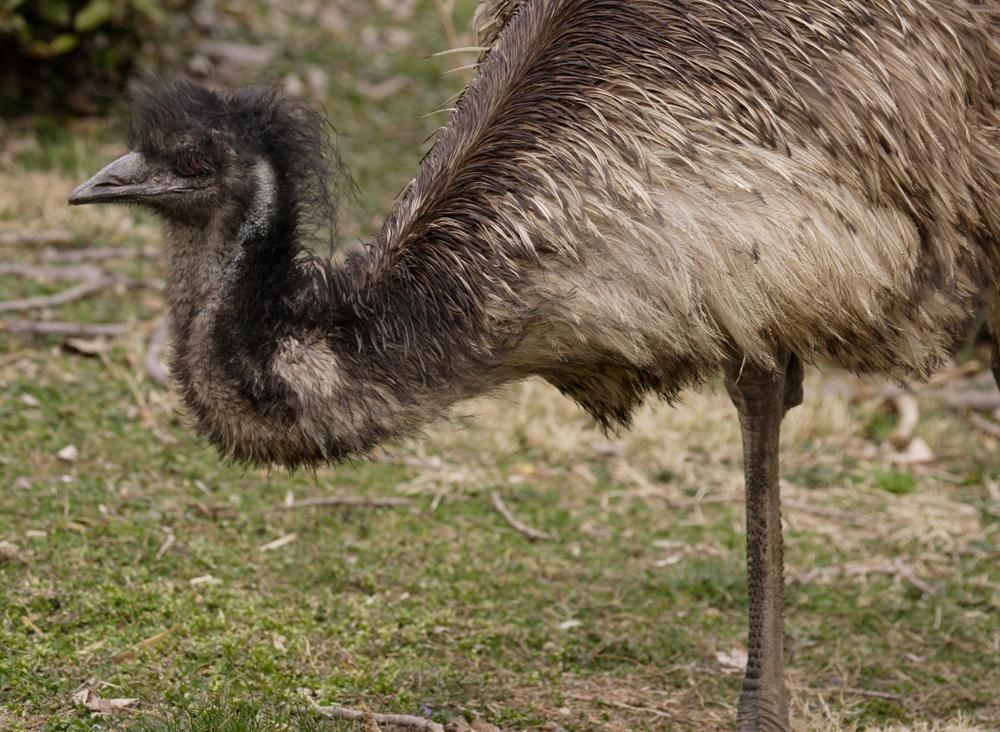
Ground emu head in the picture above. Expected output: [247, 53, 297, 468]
[70, 79, 339, 250]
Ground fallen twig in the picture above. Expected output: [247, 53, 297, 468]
[308, 697, 443, 732]
[935, 390, 1000, 412]
[39, 245, 159, 263]
[792, 557, 936, 595]
[966, 412, 1000, 439]
[112, 622, 181, 662]
[0, 263, 105, 281]
[0, 319, 129, 337]
[0, 278, 114, 314]
[801, 686, 904, 702]
[782, 500, 881, 529]
[0, 276, 164, 315]
[0, 229, 73, 246]
[259, 533, 297, 552]
[276, 495, 413, 510]
[154, 533, 175, 561]
[490, 490, 553, 541]
[144, 319, 170, 386]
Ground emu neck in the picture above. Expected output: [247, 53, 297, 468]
[161, 154, 301, 409]
[163, 158, 291, 335]
[156, 156, 467, 468]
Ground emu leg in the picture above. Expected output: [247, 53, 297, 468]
[724, 352, 802, 732]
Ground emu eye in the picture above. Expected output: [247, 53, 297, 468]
[174, 159, 206, 177]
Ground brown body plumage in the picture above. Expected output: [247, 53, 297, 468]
[70, 1, 998, 729]
[80, 0, 999, 467]
[353, 0, 997, 451]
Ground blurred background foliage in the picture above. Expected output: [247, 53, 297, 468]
[0, 0, 201, 115]
[0, 0, 480, 244]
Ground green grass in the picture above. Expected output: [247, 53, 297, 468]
[1, 2, 999, 730]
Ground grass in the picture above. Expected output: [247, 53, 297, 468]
[1, 1, 998, 730]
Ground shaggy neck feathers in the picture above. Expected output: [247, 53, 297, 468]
[155, 0, 996, 468]
[237, 159, 278, 245]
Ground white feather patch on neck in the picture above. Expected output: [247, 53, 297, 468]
[214, 158, 277, 296]
[237, 158, 277, 244]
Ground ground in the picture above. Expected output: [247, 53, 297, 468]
[0, 1, 997, 731]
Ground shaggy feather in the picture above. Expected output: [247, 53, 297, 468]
[128, 78, 342, 246]
[473, 0, 523, 53]
[372, 0, 997, 419]
[117, 1, 997, 466]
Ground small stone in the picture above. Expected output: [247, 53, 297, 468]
[889, 437, 935, 465]
[57, 445, 79, 462]
[283, 73, 305, 98]
[0, 540, 22, 562]
[189, 574, 222, 586]
[715, 648, 749, 674]
[303, 65, 329, 98]
[19, 394, 40, 407]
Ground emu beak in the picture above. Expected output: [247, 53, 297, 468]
[69, 151, 181, 206]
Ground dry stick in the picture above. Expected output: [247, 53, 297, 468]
[39, 245, 159, 263]
[0, 278, 114, 314]
[0, 319, 128, 337]
[0, 229, 73, 246]
[966, 412, 1000, 439]
[277, 495, 413, 510]
[309, 700, 444, 732]
[490, 490, 553, 541]
[112, 622, 181, 663]
[801, 686, 904, 702]
[782, 499, 881, 529]
[936, 390, 1000, 412]
[144, 319, 170, 387]
[792, 560, 935, 596]
[0, 263, 105, 281]
[0, 276, 164, 315]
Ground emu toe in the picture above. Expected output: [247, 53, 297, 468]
[737, 696, 791, 732]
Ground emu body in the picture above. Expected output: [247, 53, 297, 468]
[70, 1, 998, 729]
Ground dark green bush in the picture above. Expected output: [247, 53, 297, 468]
[0, 0, 198, 116]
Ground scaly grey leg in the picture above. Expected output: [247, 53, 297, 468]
[724, 352, 802, 732]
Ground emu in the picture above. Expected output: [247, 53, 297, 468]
[70, 1, 997, 729]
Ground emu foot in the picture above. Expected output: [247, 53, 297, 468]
[736, 682, 790, 732]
